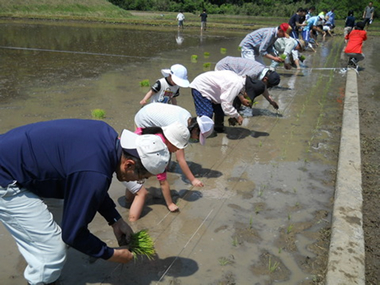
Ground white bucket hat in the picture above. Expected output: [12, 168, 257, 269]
[162, 122, 190, 149]
[161, 64, 190, 88]
[197, 116, 214, 145]
[120, 130, 170, 175]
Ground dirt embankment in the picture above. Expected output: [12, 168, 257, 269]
[358, 36, 380, 284]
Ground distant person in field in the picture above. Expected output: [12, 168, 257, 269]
[344, 10, 356, 43]
[239, 23, 291, 65]
[363, 1, 375, 30]
[176, 11, 185, 30]
[345, 22, 367, 68]
[200, 9, 208, 31]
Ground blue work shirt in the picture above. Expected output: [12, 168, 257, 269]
[0, 119, 122, 260]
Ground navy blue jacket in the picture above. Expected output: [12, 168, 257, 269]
[0, 119, 123, 260]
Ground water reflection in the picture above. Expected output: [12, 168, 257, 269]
[176, 31, 184, 45]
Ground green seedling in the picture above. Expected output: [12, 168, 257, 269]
[232, 237, 238, 247]
[300, 55, 306, 62]
[139, 79, 150, 87]
[258, 141, 262, 147]
[268, 257, 279, 273]
[278, 247, 283, 254]
[220, 48, 227, 54]
[287, 225, 293, 234]
[249, 216, 253, 229]
[280, 54, 287, 60]
[129, 229, 155, 260]
[91, 109, 106, 119]
[191, 55, 198, 63]
[218, 257, 232, 266]
[203, 62, 211, 69]
[255, 206, 261, 214]
[288, 213, 291, 220]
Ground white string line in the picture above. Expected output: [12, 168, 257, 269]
[0, 46, 150, 59]
[156, 208, 214, 284]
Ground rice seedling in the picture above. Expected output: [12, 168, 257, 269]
[203, 62, 211, 69]
[300, 55, 306, 62]
[139, 79, 150, 87]
[288, 213, 291, 220]
[129, 229, 155, 260]
[191, 55, 198, 63]
[91, 109, 106, 119]
[268, 257, 279, 273]
[218, 257, 232, 266]
[249, 216, 253, 229]
[204, 51, 210, 57]
[232, 237, 238, 247]
[220, 47, 227, 54]
[280, 54, 287, 60]
[287, 224, 293, 234]
[255, 205, 261, 214]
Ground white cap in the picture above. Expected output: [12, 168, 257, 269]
[120, 130, 170, 175]
[161, 64, 190, 88]
[197, 116, 214, 145]
[162, 122, 190, 149]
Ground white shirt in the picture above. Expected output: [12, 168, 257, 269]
[189, 70, 245, 118]
[135, 103, 191, 128]
[177, 13, 185, 21]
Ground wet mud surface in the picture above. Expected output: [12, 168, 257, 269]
[357, 36, 380, 285]
[1, 20, 373, 284]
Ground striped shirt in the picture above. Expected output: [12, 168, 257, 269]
[239, 27, 278, 56]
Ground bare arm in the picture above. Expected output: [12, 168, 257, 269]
[159, 179, 179, 211]
[261, 88, 279, 109]
[140, 89, 155, 105]
[175, 149, 204, 187]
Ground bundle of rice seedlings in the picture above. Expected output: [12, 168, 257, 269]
[280, 54, 287, 60]
[129, 229, 155, 260]
[91, 109, 106, 119]
[140, 79, 150, 87]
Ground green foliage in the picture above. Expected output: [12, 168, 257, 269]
[106, 0, 380, 19]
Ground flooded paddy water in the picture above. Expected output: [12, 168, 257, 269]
[0, 20, 347, 284]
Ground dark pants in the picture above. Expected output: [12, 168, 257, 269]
[191, 88, 225, 132]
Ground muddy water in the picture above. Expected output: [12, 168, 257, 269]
[0, 20, 346, 285]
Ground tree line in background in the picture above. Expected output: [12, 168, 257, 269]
[108, 0, 377, 20]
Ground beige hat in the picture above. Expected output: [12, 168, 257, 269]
[162, 122, 190, 149]
[120, 130, 170, 175]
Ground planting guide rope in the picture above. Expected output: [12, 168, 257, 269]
[0, 46, 151, 59]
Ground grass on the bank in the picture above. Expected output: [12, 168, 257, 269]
[1, 0, 380, 35]
[0, 0, 132, 20]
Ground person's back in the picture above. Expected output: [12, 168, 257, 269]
[0, 119, 118, 196]
[214, 56, 265, 78]
[346, 15, 356, 28]
[345, 22, 367, 66]
[135, 103, 191, 128]
[345, 27, 367, 54]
